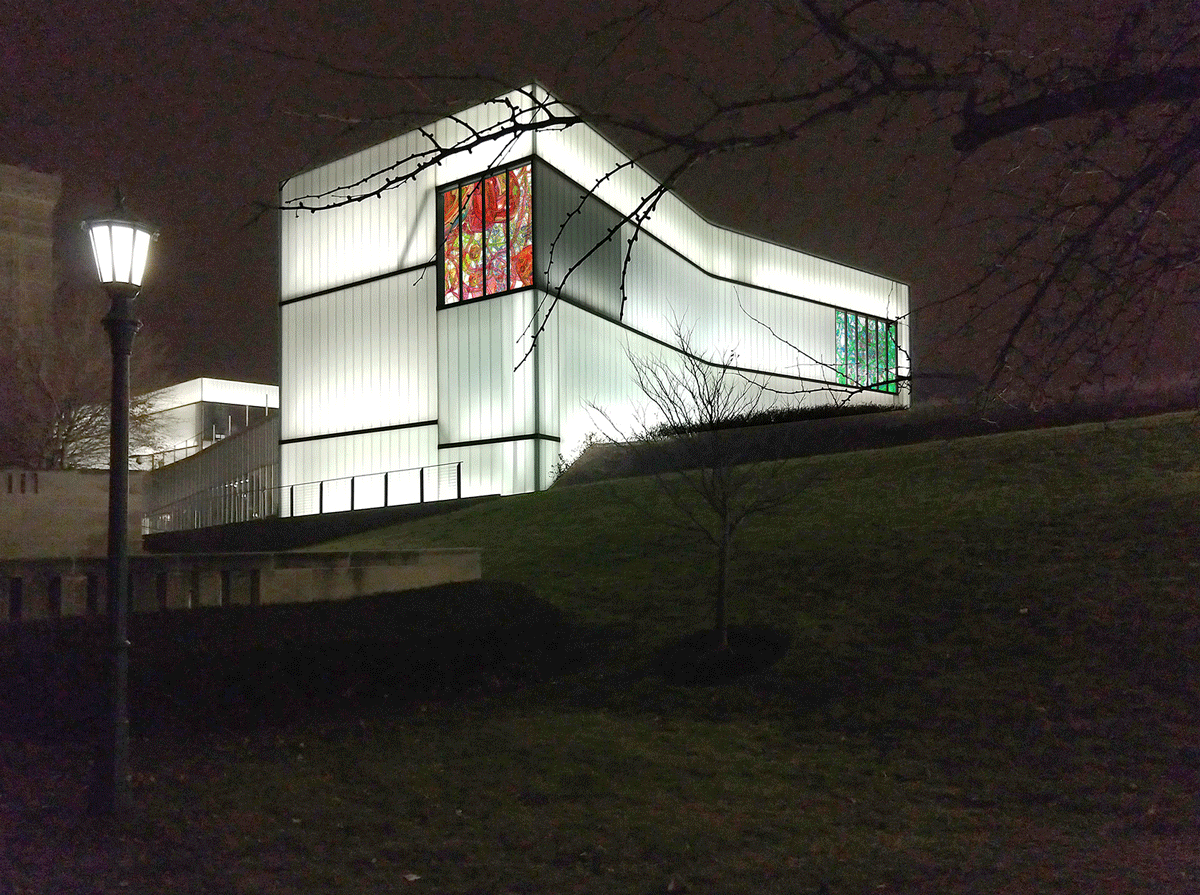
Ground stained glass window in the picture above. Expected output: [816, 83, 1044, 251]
[461, 182, 483, 301]
[441, 163, 532, 305]
[834, 309, 899, 393]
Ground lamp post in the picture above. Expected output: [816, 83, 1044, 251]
[83, 193, 157, 815]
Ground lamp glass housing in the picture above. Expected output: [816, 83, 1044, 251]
[86, 219, 155, 288]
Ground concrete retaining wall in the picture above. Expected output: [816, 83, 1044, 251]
[1, 469, 146, 559]
[0, 550, 482, 623]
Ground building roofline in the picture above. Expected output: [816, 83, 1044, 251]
[280, 82, 911, 291]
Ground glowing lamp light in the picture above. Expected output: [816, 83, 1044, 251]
[84, 200, 157, 289]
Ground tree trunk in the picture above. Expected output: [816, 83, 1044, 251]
[714, 525, 730, 651]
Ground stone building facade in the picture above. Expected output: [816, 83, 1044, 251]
[0, 163, 61, 338]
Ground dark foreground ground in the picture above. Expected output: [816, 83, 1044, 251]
[3, 412, 1199, 894]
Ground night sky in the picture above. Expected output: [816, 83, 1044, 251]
[2, 1, 1193, 397]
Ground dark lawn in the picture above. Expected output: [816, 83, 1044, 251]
[2, 412, 1198, 894]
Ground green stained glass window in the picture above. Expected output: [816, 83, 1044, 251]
[886, 328, 898, 388]
[834, 309, 899, 394]
[866, 318, 878, 387]
[441, 163, 533, 305]
[840, 309, 849, 383]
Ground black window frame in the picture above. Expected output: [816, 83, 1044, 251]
[436, 158, 535, 310]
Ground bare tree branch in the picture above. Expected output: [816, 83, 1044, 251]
[259, 0, 1200, 398]
[953, 67, 1200, 151]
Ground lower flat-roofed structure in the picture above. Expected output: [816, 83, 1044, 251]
[137, 377, 279, 469]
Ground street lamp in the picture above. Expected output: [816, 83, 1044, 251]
[83, 191, 157, 815]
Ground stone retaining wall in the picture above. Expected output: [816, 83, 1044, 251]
[0, 550, 482, 623]
[1, 469, 146, 559]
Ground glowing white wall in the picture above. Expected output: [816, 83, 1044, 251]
[537, 300, 668, 462]
[280, 424, 438, 512]
[279, 82, 908, 336]
[281, 272, 436, 442]
[436, 290, 537, 445]
[527, 85, 906, 322]
[435, 439, 542, 499]
[280, 87, 541, 301]
[617, 230, 840, 381]
[538, 300, 872, 467]
[425, 91, 538, 185]
[281, 137, 435, 300]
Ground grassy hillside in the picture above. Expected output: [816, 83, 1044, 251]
[3, 412, 1198, 894]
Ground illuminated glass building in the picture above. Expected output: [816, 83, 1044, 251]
[273, 86, 909, 514]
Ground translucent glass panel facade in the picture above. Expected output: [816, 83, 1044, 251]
[145, 415, 281, 532]
[835, 309, 899, 393]
[533, 161, 624, 319]
[441, 163, 532, 304]
[280, 274, 437, 441]
[529, 88, 906, 321]
[270, 85, 910, 518]
[436, 290, 537, 445]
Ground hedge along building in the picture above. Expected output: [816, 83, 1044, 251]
[277, 85, 909, 515]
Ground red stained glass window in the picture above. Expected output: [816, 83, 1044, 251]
[461, 182, 483, 301]
[442, 189, 462, 304]
[483, 173, 508, 294]
[508, 164, 532, 289]
[442, 163, 533, 305]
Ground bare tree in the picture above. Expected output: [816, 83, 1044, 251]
[0, 281, 167, 470]
[598, 324, 798, 651]
[573, 0, 1200, 395]
[255, 0, 1200, 398]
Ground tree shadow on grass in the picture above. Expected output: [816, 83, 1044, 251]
[0, 580, 587, 740]
[2, 583, 848, 742]
[652, 625, 794, 686]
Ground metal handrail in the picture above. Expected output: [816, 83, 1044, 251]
[142, 461, 463, 534]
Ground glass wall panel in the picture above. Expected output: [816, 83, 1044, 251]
[509, 164, 533, 289]
[835, 310, 847, 385]
[849, 314, 862, 384]
[866, 318, 878, 386]
[461, 182, 484, 301]
[484, 173, 509, 294]
[442, 190, 461, 304]
[886, 325, 898, 392]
